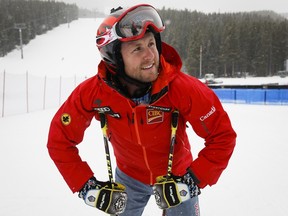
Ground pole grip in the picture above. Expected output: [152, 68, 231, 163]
[171, 110, 179, 129]
[99, 112, 106, 129]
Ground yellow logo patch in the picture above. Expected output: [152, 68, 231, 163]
[61, 113, 71, 126]
[146, 109, 164, 124]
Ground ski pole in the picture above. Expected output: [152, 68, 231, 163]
[99, 112, 115, 185]
[166, 110, 179, 178]
[100, 112, 127, 216]
[163, 110, 179, 216]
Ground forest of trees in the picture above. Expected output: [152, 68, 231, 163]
[159, 9, 288, 77]
[0, 0, 78, 57]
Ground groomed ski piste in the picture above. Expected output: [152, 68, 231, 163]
[0, 18, 288, 216]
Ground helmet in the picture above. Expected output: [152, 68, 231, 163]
[96, 4, 165, 74]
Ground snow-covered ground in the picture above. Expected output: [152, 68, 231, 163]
[1, 18, 288, 216]
[201, 76, 288, 86]
[1, 104, 287, 216]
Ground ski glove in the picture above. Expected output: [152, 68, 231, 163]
[153, 171, 201, 210]
[78, 176, 127, 215]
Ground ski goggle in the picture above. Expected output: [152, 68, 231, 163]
[96, 5, 165, 48]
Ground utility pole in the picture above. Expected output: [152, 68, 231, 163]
[199, 45, 203, 78]
[14, 23, 26, 59]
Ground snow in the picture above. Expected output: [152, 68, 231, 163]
[1, 18, 288, 216]
[199, 76, 288, 86]
[0, 18, 101, 77]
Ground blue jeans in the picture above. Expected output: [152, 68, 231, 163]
[115, 168, 200, 216]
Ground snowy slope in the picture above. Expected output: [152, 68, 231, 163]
[0, 18, 288, 216]
[0, 18, 101, 77]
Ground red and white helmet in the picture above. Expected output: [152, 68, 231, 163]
[96, 4, 165, 72]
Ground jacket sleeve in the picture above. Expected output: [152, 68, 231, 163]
[173, 76, 236, 188]
[47, 77, 98, 193]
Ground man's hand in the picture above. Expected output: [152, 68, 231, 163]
[153, 172, 200, 210]
[79, 177, 127, 215]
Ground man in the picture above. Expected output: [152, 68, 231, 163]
[47, 4, 236, 216]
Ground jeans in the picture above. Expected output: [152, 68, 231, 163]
[115, 168, 200, 216]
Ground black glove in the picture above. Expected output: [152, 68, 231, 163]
[153, 171, 201, 210]
[78, 177, 127, 215]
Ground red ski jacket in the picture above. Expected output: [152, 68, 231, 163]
[47, 42, 236, 193]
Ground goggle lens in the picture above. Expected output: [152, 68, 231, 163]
[116, 6, 165, 41]
[96, 5, 165, 48]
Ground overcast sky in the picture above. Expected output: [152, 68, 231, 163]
[58, 0, 288, 14]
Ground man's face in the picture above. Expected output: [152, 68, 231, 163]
[121, 32, 160, 83]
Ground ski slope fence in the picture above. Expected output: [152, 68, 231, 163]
[0, 71, 87, 117]
[1, 71, 288, 117]
[213, 88, 288, 105]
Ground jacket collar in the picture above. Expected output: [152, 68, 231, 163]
[97, 42, 182, 101]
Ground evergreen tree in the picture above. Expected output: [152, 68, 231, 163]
[159, 9, 288, 77]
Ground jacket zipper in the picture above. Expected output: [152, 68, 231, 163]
[132, 108, 154, 185]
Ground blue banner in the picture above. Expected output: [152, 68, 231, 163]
[213, 89, 288, 105]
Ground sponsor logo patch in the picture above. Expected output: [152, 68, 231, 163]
[146, 109, 164, 124]
[93, 106, 121, 118]
[88, 195, 96, 202]
[61, 113, 71, 126]
[179, 189, 188, 197]
[147, 105, 171, 112]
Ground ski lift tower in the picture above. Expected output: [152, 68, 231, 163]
[14, 23, 26, 59]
